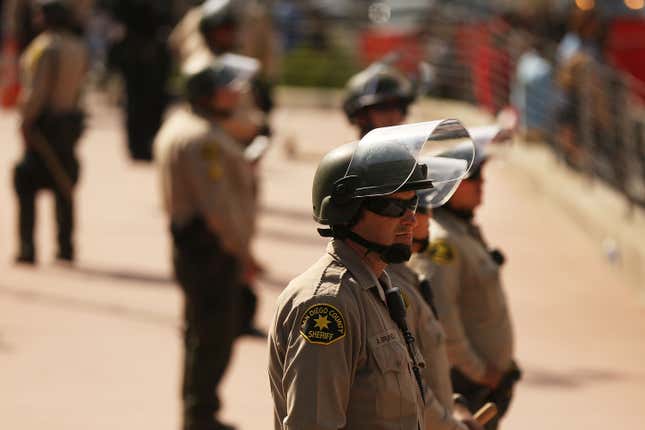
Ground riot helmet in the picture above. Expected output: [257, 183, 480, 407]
[342, 63, 415, 124]
[415, 123, 513, 210]
[183, 53, 258, 111]
[313, 120, 474, 262]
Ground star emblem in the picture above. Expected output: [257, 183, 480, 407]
[313, 315, 330, 330]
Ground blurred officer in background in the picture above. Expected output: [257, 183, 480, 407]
[13, 0, 88, 264]
[154, 57, 256, 430]
[342, 62, 483, 430]
[415, 130, 520, 430]
[1, 0, 91, 107]
[343, 61, 415, 139]
[170, 0, 276, 120]
[103, 0, 173, 161]
[170, 0, 273, 337]
[269, 120, 472, 430]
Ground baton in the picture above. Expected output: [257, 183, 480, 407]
[474, 402, 497, 425]
[29, 129, 74, 200]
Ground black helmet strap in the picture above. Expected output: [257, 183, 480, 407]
[318, 226, 412, 264]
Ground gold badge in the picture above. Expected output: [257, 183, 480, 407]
[428, 239, 454, 264]
[300, 303, 346, 345]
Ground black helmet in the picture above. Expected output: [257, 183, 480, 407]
[312, 142, 432, 225]
[313, 120, 473, 225]
[199, 0, 237, 34]
[312, 142, 362, 225]
[37, 0, 72, 26]
[342, 63, 415, 122]
[314, 120, 474, 264]
[183, 57, 238, 105]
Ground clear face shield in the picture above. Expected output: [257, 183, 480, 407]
[216, 53, 260, 93]
[467, 124, 513, 163]
[342, 119, 475, 199]
[416, 124, 514, 208]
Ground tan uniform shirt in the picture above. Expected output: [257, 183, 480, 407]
[168, 6, 207, 69]
[19, 30, 88, 123]
[389, 264, 467, 430]
[154, 106, 255, 260]
[237, 0, 278, 80]
[425, 209, 514, 381]
[268, 239, 425, 430]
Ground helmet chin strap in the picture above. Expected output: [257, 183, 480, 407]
[413, 236, 429, 253]
[318, 226, 412, 264]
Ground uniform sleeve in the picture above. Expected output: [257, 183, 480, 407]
[408, 287, 467, 430]
[423, 397, 468, 430]
[281, 296, 361, 430]
[182, 139, 253, 260]
[429, 239, 488, 382]
[20, 46, 56, 124]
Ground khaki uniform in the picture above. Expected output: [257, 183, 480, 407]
[19, 30, 88, 124]
[425, 208, 514, 381]
[154, 106, 255, 260]
[389, 264, 467, 430]
[168, 6, 207, 69]
[269, 239, 425, 430]
[155, 106, 256, 429]
[13, 28, 88, 262]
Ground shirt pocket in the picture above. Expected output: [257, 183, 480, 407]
[423, 318, 446, 350]
[464, 249, 501, 319]
[370, 335, 419, 420]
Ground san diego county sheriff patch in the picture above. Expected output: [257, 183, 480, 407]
[428, 239, 455, 264]
[300, 303, 346, 345]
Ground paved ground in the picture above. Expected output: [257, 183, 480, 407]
[1, 94, 644, 429]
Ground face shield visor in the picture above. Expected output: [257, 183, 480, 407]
[465, 124, 513, 177]
[416, 123, 514, 208]
[341, 119, 474, 199]
[215, 53, 260, 92]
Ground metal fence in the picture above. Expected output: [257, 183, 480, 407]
[274, 2, 645, 208]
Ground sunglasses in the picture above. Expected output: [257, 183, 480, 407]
[364, 195, 419, 218]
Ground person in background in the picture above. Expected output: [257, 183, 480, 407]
[104, 0, 173, 161]
[13, 0, 88, 264]
[170, 0, 273, 337]
[269, 122, 443, 430]
[154, 56, 257, 430]
[341, 61, 483, 430]
[414, 131, 520, 430]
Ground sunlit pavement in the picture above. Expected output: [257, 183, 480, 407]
[1, 93, 643, 429]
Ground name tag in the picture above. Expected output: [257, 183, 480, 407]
[369, 329, 398, 348]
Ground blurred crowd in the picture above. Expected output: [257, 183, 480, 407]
[3, 1, 644, 205]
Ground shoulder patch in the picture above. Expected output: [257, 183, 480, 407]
[201, 142, 222, 181]
[428, 239, 455, 264]
[300, 303, 346, 345]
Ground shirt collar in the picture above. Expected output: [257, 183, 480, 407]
[327, 239, 382, 290]
[434, 207, 470, 235]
